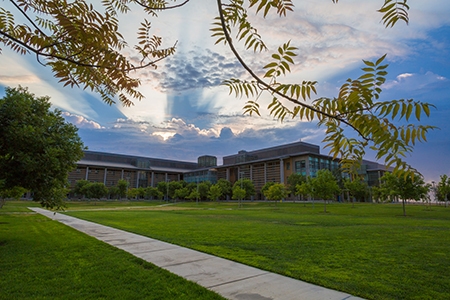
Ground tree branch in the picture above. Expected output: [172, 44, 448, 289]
[133, 0, 191, 10]
[215, 0, 371, 142]
[0, 29, 173, 72]
[9, 0, 48, 38]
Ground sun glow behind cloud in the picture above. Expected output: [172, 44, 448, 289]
[152, 132, 175, 141]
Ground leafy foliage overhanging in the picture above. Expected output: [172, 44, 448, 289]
[0, 0, 434, 177]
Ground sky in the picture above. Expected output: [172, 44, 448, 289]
[1, 0, 449, 183]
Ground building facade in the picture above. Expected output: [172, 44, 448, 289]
[68, 151, 198, 189]
[69, 141, 390, 197]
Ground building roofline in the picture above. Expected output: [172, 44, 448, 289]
[218, 151, 337, 168]
[77, 159, 195, 173]
[83, 150, 197, 166]
[222, 140, 319, 159]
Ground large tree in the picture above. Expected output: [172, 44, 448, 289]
[0, 1, 433, 177]
[0, 86, 84, 209]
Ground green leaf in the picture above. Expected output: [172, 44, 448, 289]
[415, 103, 421, 121]
[375, 54, 387, 65]
[406, 103, 413, 121]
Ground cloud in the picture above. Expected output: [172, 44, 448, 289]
[219, 127, 234, 139]
[383, 71, 448, 91]
[0, 75, 40, 84]
[397, 73, 414, 80]
[76, 115, 322, 164]
[62, 112, 104, 129]
[137, 48, 244, 92]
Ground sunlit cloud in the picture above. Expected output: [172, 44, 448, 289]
[62, 112, 104, 129]
[0, 75, 40, 84]
[383, 71, 448, 91]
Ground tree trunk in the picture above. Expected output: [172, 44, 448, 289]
[402, 198, 406, 216]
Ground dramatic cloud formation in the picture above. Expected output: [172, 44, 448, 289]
[151, 49, 244, 92]
[1, 1, 449, 182]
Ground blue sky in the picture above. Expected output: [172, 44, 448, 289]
[1, 0, 449, 182]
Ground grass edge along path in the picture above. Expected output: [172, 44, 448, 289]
[0, 204, 225, 300]
[63, 201, 450, 300]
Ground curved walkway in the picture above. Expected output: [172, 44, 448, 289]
[30, 207, 363, 300]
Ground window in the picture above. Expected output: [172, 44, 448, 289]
[294, 160, 306, 176]
[320, 158, 330, 170]
[286, 162, 290, 170]
[309, 157, 319, 177]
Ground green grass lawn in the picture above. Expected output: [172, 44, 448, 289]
[61, 201, 450, 300]
[0, 201, 224, 300]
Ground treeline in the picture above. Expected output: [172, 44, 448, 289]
[69, 170, 450, 208]
[71, 178, 236, 202]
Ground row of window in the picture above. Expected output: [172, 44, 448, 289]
[294, 157, 340, 177]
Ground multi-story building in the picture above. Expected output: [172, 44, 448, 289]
[69, 141, 390, 198]
[68, 151, 199, 189]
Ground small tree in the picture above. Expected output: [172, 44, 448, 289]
[287, 173, 306, 201]
[310, 169, 340, 213]
[145, 186, 163, 200]
[198, 181, 212, 201]
[344, 178, 369, 203]
[233, 179, 255, 200]
[296, 181, 313, 206]
[436, 175, 450, 207]
[208, 185, 222, 202]
[265, 183, 288, 206]
[344, 177, 369, 207]
[188, 190, 200, 202]
[126, 188, 140, 200]
[174, 187, 190, 201]
[232, 186, 246, 208]
[156, 181, 168, 201]
[108, 186, 120, 200]
[261, 182, 276, 200]
[168, 181, 183, 199]
[136, 187, 146, 199]
[117, 179, 129, 200]
[379, 172, 429, 216]
[216, 179, 232, 200]
[73, 179, 90, 199]
[84, 182, 108, 204]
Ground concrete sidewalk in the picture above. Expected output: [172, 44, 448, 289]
[30, 207, 363, 300]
